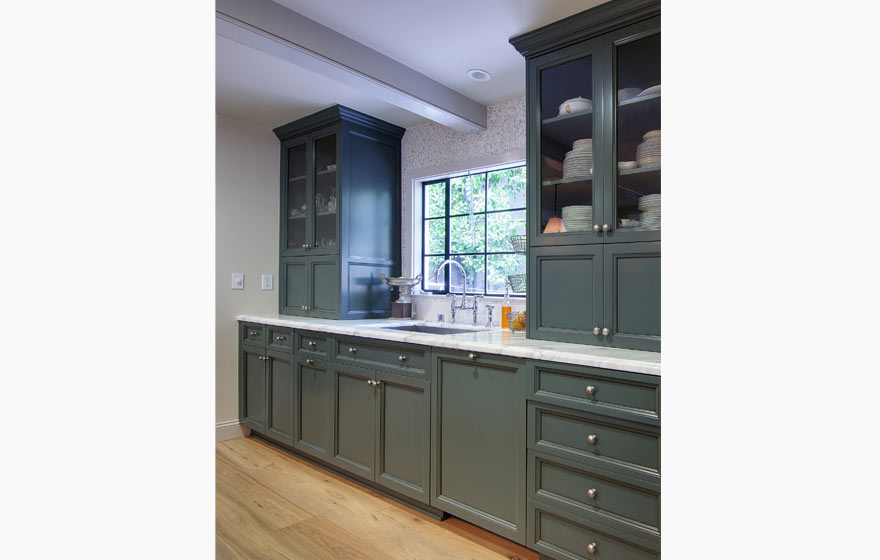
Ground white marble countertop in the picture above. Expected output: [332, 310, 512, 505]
[236, 314, 660, 376]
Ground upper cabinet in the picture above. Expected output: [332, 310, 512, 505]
[274, 105, 404, 319]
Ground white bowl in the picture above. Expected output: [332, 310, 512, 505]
[618, 161, 638, 170]
[638, 85, 661, 97]
[643, 130, 661, 141]
[618, 87, 642, 101]
[558, 97, 592, 116]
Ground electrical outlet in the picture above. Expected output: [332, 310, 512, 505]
[261, 274, 273, 291]
[231, 273, 244, 290]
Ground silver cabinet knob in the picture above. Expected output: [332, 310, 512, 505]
[587, 542, 597, 554]
[592, 224, 601, 233]
[587, 488, 597, 499]
[602, 224, 611, 232]
[601, 327, 610, 336]
[468, 352, 478, 361]
[300, 305, 307, 310]
[248, 332, 258, 337]
[366, 379, 372, 385]
[348, 347, 357, 354]
[275, 336, 286, 342]
[301, 243, 309, 249]
[307, 341, 317, 348]
[585, 385, 597, 396]
[587, 434, 598, 445]
[305, 358, 314, 366]
[398, 355, 407, 362]
[592, 327, 600, 335]
[305, 305, 311, 311]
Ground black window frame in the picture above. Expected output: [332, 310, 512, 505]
[421, 164, 526, 297]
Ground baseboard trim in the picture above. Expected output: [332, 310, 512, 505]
[216, 420, 250, 442]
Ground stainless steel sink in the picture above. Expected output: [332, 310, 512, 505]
[379, 325, 485, 335]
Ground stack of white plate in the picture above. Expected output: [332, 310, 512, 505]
[638, 194, 661, 229]
[636, 130, 660, 167]
[563, 139, 593, 178]
[561, 205, 593, 231]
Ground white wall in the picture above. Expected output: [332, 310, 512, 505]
[400, 96, 528, 324]
[215, 114, 280, 425]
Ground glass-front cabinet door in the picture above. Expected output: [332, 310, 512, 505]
[605, 17, 660, 242]
[312, 132, 338, 253]
[530, 38, 603, 246]
[284, 139, 308, 253]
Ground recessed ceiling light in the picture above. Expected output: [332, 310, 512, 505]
[466, 69, 491, 82]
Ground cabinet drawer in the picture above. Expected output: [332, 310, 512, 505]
[296, 331, 329, 356]
[529, 451, 659, 531]
[268, 327, 293, 352]
[531, 361, 659, 424]
[529, 403, 659, 474]
[241, 323, 266, 346]
[528, 500, 658, 560]
[335, 337, 426, 377]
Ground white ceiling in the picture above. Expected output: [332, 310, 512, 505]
[216, 0, 606, 130]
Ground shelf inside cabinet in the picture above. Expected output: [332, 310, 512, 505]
[316, 168, 337, 176]
[617, 93, 660, 145]
[542, 111, 593, 147]
[288, 175, 306, 182]
[617, 165, 660, 196]
[542, 175, 593, 186]
[316, 211, 336, 217]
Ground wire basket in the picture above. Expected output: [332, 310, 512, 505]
[506, 311, 527, 333]
[508, 234, 527, 253]
[506, 274, 526, 293]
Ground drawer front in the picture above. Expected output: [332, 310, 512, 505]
[336, 337, 426, 377]
[267, 327, 293, 352]
[530, 403, 659, 474]
[532, 362, 659, 424]
[529, 500, 659, 560]
[297, 331, 329, 356]
[241, 323, 266, 346]
[530, 451, 659, 531]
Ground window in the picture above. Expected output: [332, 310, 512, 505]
[422, 165, 526, 296]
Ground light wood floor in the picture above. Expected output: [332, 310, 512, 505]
[216, 436, 538, 560]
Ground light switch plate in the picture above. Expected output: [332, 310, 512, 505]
[231, 273, 244, 290]
[261, 274, 273, 290]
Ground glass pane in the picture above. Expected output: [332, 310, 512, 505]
[450, 214, 485, 254]
[286, 143, 307, 249]
[487, 167, 526, 211]
[487, 254, 525, 295]
[450, 174, 486, 215]
[425, 181, 446, 218]
[314, 134, 337, 247]
[423, 256, 446, 291]
[540, 54, 594, 235]
[487, 210, 526, 253]
[451, 255, 485, 294]
[616, 32, 660, 232]
[423, 218, 446, 255]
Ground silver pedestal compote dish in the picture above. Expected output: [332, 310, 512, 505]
[381, 273, 421, 318]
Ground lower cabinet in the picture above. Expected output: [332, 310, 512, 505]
[431, 350, 528, 544]
[330, 362, 432, 504]
[240, 344, 267, 433]
[293, 356, 332, 460]
[265, 350, 295, 446]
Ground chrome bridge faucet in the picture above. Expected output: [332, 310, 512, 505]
[434, 259, 482, 326]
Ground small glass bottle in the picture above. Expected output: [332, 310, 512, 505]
[501, 281, 512, 329]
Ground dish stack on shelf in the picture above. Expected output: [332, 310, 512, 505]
[561, 205, 593, 232]
[638, 194, 661, 230]
[562, 139, 593, 179]
[636, 130, 661, 167]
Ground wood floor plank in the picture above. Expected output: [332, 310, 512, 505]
[214, 535, 244, 560]
[286, 515, 393, 560]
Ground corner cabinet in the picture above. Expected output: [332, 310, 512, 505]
[512, 0, 661, 352]
[274, 105, 404, 319]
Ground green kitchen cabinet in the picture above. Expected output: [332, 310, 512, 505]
[239, 322, 295, 443]
[603, 242, 660, 352]
[274, 105, 404, 319]
[239, 344, 267, 434]
[293, 355, 332, 461]
[265, 350, 295, 446]
[431, 350, 528, 544]
[330, 362, 432, 505]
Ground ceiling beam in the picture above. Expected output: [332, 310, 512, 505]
[216, 0, 487, 132]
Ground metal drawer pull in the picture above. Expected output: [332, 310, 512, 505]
[587, 542, 597, 554]
[398, 355, 407, 362]
[592, 327, 600, 335]
[348, 347, 357, 354]
[587, 488, 597, 499]
[307, 341, 317, 348]
[275, 336, 286, 342]
[249, 332, 259, 337]
[601, 327, 610, 336]
[468, 352, 478, 361]
[366, 379, 372, 385]
[585, 385, 597, 396]
[305, 359, 314, 366]
[587, 434, 598, 445]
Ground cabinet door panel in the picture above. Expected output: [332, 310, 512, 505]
[294, 357, 331, 460]
[374, 371, 430, 504]
[309, 257, 339, 318]
[240, 346, 266, 433]
[432, 352, 526, 544]
[281, 136, 310, 255]
[266, 351, 294, 445]
[529, 245, 603, 345]
[280, 257, 308, 315]
[604, 242, 660, 352]
[331, 364, 375, 478]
